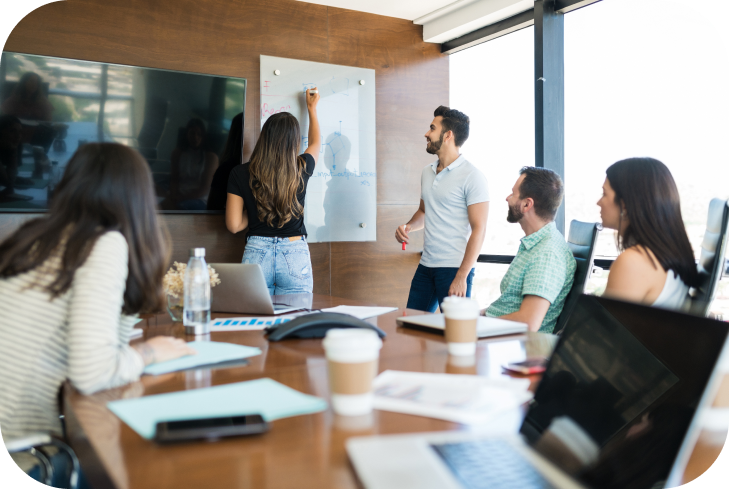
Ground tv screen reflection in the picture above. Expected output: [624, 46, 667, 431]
[0, 52, 246, 212]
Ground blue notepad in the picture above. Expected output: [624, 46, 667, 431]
[143, 341, 262, 376]
[107, 378, 328, 439]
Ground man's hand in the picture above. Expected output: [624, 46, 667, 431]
[448, 273, 468, 297]
[395, 224, 411, 244]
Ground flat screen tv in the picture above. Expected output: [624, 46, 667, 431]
[0, 51, 246, 213]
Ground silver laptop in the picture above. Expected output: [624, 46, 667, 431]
[348, 295, 729, 489]
[210, 263, 302, 315]
[397, 314, 527, 338]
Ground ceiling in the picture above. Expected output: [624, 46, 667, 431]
[297, 0, 535, 44]
[296, 0, 462, 21]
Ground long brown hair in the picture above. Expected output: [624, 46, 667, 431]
[0, 143, 170, 314]
[606, 157, 698, 287]
[249, 112, 308, 228]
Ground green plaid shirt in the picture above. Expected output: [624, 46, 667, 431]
[486, 222, 576, 333]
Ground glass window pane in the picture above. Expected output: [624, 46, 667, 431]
[565, 0, 729, 260]
[450, 27, 535, 255]
[473, 262, 511, 310]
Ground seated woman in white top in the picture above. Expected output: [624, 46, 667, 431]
[0, 143, 195, 441]
[597, 157, 697, 310]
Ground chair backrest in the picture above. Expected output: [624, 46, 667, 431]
[552, 220, 602, 334]
[689, 198, 729, 317]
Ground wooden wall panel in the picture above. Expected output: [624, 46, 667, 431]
[2, 0, 448, 305]
[331, 205, 423, 308]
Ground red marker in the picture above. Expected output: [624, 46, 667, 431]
[402, 242, 407, 251]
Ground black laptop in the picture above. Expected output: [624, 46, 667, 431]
[347, 295, 729, 489]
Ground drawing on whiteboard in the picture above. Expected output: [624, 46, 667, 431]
[260, 55, 376, 243]
[317, 129, 352, 242]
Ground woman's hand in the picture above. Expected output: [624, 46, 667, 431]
[306, 87, 320, 110]
[133, 336, 196, 366]
[304, 88, 322, 161]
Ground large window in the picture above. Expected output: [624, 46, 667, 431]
[450, 26, 534, 257]
[564, 0, 729, 312]
[564, 0, 729, 259]
[450, 0, 729, 313]
[450, 26, 534, 308]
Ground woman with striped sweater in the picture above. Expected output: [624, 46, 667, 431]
[0, 143, 194, 444]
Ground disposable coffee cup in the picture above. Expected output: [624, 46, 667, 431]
[440, 297, 480, 356]
[323, 329, 382, 416]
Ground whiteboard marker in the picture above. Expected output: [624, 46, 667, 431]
[310, 90, 318, 94]
[402, 241, 406, 251]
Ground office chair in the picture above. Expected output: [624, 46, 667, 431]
[688, 198, 729, 317]
[6, 434, 80, 489]
[552, 220, 602, 335]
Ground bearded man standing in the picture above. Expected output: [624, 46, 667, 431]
[395, 106, 489, 312]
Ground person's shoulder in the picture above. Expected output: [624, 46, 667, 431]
[461, 161, 488, 180]
[614, 245, 657, 272]
[539, 226, 574, 256]
[92, 231, 129, 260]
[231, 162, 250, 177]
[301, 153, 316, 172]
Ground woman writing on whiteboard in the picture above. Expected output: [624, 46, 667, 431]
[226, 88, 321, 294]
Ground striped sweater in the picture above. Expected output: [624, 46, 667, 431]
[0, 231, 145, 441]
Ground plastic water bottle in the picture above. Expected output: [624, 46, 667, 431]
[184, 247, 211, 335]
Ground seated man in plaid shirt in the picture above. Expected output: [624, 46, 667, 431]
[485, 167, 576, 333]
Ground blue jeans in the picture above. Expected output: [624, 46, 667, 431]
[243, 236, 313, 295]
[406, 264, 475, 313]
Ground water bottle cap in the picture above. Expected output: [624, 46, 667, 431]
[190, 248, 206, 257]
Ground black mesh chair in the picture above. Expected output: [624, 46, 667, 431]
[688, 198, 729, 317]
[6, 434, 80, 489]
[552, 220, 602, 335]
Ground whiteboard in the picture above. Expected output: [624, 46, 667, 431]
[260, 55, 376, 243]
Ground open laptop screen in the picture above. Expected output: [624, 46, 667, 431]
[520, 295, 728, 489]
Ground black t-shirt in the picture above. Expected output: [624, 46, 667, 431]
[227, 153, 315, 237]
[206, 157, 239, 211]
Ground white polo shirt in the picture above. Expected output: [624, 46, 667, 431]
[420, 155, 489, 268]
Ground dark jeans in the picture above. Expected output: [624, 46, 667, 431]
[406, 264, 475, 313]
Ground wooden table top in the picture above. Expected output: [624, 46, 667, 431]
[63, 294, 726, 489]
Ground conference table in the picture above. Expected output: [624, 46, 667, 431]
[62, 294, 727, 489]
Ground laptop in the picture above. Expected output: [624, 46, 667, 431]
[209, 263, 304, 315]
[347, 295, 729, 489]
[397, 314, 527, 338]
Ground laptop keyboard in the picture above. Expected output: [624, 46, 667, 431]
[431, 440, 555, 489]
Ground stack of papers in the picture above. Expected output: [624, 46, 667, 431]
[321, 306, 398, 319]
[107, 378, 327, 439]
[143, 341, 262, 375]
[373, 370, 533, 425]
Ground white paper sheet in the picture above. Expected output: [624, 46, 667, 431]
[321, 306, 398, 319]
[373, 370, 533, 425]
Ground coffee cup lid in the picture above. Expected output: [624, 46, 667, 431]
[323, 328, 382, 352]
[441, 297, 480, 314]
